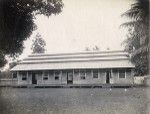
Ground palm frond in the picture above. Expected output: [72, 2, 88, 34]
[131, 44, 149, 59]
[121, 9, 141, 20]
[120, 20, 141, 28]
[121, 0, 149, 20]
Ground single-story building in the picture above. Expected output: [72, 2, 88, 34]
[11, 50, 135, 86]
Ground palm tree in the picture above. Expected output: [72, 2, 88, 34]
[121, 0, 149, 75]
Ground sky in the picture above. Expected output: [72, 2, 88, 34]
[19, 0, 134, 59]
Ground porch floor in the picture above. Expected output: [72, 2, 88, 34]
[14, 84, 133, 88]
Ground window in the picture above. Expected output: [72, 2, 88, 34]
[55, 76, 59, 80]
[36, 71, 42, 76]
[43, 71, 49, 80]
[13, 72, 17, 78]
[74, 69, 79, 74]
[80, 70, 86, 80]
[43, 76, 48, 80]
[54, 71, 60, 80]
[22, 75, 27, 80]
[112, 69, 118, 73]
[126, 69, 131, 73]
[93, 70, 98, 78]
[99, 70, 105, 77]
[28, 71, 32, 76]
[119, 69, 125, 78]
[126, 69, 131, 77]
[20, 72, 27, 80]
[74, 69, 79, 77]
[49, 71, 54, 76]
[44, 71, 48, 76]
[86, 69, 91, 76]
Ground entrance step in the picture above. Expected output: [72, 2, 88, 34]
[102, 84, 111, 88]
[27, 85, 36, 88]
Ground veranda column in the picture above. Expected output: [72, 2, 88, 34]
[27, 71, 29, 84]
[60, 70, 62, 84]
[111, 69, 113, 84]
[73, 69, 74, 84]
[17, 71, 19, 85]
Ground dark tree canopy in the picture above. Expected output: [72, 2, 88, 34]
[0, 52, 7, 68]
[0, 0, 63, 67]
[31, 33, 46, 54]
[121, 0, 149, 75]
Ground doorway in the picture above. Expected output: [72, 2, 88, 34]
[32, 73, 37, 84]
[67, 72, 73, 84]
[106, 71, 111, 84]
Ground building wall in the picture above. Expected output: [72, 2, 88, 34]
[17, 68, 134, 85]
[111, 69, 134, 84]
[37, 71, 62, 85]
[73, 70, 106, 84]
[61, 71, 67, 84]
[18, 72, 32, 85]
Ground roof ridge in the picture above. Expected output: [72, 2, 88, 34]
[24, 54, 129, 61]
[29, 50, 126, 57]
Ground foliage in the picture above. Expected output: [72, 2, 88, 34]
[0, 0, 63, 67]
[85, 47, 90, 51]
[93, 46, 100, 51]
[31, 33, 46, 54]
[9, 60, 21, 69]
[121, 0, 149, 75]
[85, 45, 100, 51]
[0, 52, 7, 68]
[0, 70, 12, 79]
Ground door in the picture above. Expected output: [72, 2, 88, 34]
[106, 71, 110, 84]
[67, 72, 73, 84]
[32, 73, 37, 84]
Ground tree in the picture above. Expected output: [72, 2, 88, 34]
[0, 70, 12, 79]
[31, 33, 46, 54]
[0, 0, 63, 67]
[93, 45, 100, 51]
[85, 47, 90, 51]
[106, 47, 110, 51]
[121, 0, 149, 76]
[0, 52, 7, 68]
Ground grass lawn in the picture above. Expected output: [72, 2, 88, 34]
[0, 87, 149, 114]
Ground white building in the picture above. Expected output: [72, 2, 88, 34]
[11, 50, 135, 86]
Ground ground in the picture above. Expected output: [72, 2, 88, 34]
[0, 87, 150, 114]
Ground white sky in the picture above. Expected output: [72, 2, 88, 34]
[20, 0, 134, 59]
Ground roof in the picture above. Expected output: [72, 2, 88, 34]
[11, 50, 135, 71]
